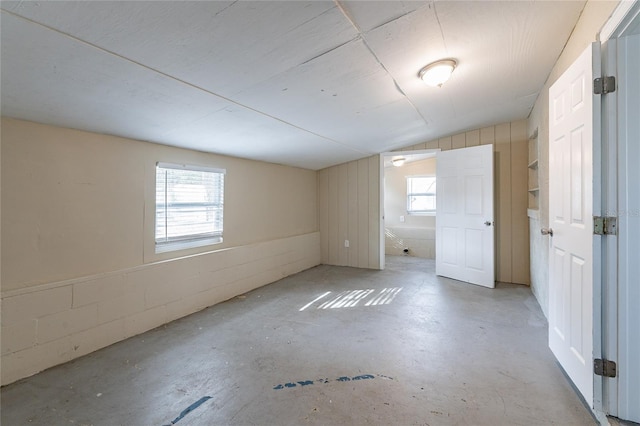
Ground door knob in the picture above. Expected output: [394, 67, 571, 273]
[541, 228, 554, 236]
[484, 221, 493, 226]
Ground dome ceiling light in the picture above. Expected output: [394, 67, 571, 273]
[392, 157, 406, 167]
[419, 59, 457, 87]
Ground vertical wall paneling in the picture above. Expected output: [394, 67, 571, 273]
[320, 121, 529, 283]
[439, 136, 453, 151]
[357, 158, 370, 268]
[510, 121, 531, 284]
[327, 167, 339, 265]
[318, 169, 329, 263]
[452, 133, 466, 149]
[465, 130, 480, 147]
[495, 123, 513, 283]
[416, 120, 528, 284]
[337, 164, 349, 265]
[318, 155, 381, 270]
[426, 140, 439, 150]
[368, 156, 381, 269]
[347, 161, 359, 267]
[480, 126, 496, 145]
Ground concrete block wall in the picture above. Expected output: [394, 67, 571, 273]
[1, 233, 320, 385]
[1, 118, 321, 385]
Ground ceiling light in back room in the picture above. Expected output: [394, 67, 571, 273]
[419, 59, 457, 87]
[392, 157, 406, 167]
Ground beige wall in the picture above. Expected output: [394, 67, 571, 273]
[318, 156, 381, 269]
[2, 118, 318, 289]
[527, 0, 619, 318]
[320, 119, 530, 285]
[396, 120, 530, 285]
[1, 117, 320, 384]
[384, 158, 436, 258]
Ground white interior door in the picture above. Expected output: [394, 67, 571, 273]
[548, 44, 595, 405]
[435, 144, 495, 288]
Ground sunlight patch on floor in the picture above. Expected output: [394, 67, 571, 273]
[299, 288, 403, 311]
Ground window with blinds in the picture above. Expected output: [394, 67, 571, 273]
[155, 162, 225, 253]
[407, 176, 436, 214]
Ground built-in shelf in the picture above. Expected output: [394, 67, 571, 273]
[528, 129, 540, 211]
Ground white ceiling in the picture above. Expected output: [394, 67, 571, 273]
[1, 1, 586, 170]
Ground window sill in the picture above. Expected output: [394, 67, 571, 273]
[155, 236, 223, 254]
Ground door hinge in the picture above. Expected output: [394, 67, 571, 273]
[594, 76, 616, 94]
[594, 359, 617, 378]
[593, 216, 617, 235]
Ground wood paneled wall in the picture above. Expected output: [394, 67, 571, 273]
[318, 156, 381, 269]
[319, 119, 530, 285]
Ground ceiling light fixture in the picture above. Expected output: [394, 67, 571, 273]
[392, 157, 406, 167]
[419, 59, 457, 87]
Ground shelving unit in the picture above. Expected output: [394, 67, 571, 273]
[528, 129, 539, 213]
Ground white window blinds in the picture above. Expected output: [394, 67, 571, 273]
[155, 163, 225, 252]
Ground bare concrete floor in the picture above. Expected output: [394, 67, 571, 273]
[1, 256, 595, 425]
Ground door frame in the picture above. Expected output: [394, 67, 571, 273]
[595, 0, 640, 421]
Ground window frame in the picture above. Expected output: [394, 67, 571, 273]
[154, 162, 225, 254]
[406, 175, 436, 216]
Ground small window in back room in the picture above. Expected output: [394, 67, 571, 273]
[155, 162, 225, 253]
[407, 176, 436, 214]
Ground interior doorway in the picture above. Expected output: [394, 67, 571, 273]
[381, 146, 496, 289]
[381, 150, 438, 263]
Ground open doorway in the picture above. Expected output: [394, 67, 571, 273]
[382, 150, 438, 262]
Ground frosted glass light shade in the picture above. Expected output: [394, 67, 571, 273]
[419, 59, 457, 87]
